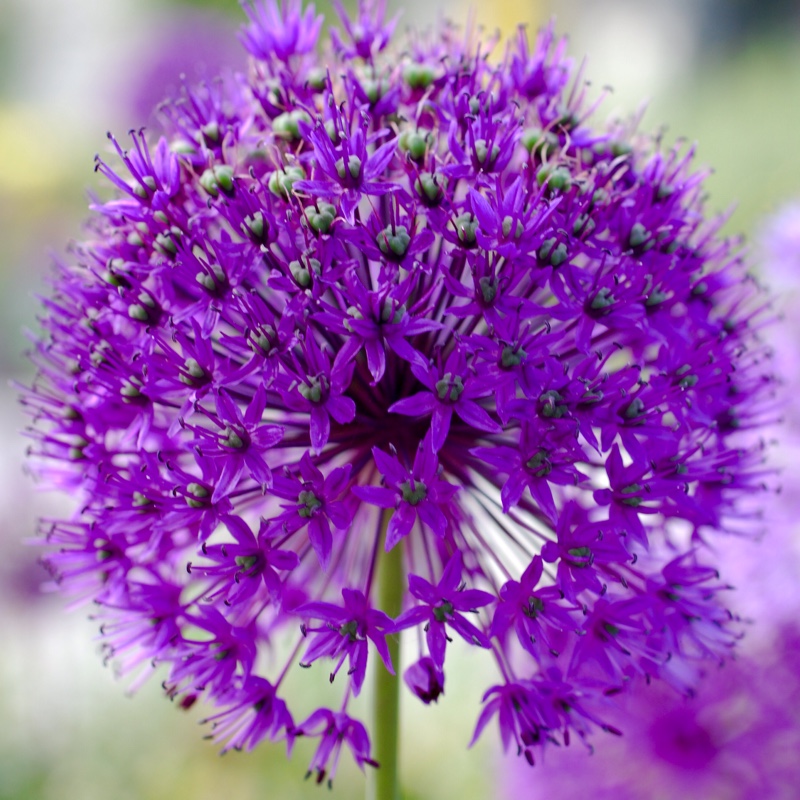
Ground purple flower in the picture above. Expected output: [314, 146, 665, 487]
[490, 555, 577, 660]
[388, 346, 502, 450]
[202, 676, 294, 753]
[184, 384, 284, 501]
[352, 434, 459, 548]
[187, 515, 299, 606]
[500, 624, 800, 798]
[297, 587, 394, 694]
[23, 0, 777, 780]
[278, 334, 356, 454]
[394, 552, 494, 668]
[295, 708, 378, 786]
[404, 656, 445, 704]
[239, 0, 323, 62]
[471, 669, 620, 766]
[269, 451, 353, 569]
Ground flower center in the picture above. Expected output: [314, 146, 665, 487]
[432, 601, 454, 622]
[298, 489, 322, 518]
[400, 480, 427, 506]
[435, 372, 464, 403]
[339, 620, 360, 641]
[299, 375, 329, 404]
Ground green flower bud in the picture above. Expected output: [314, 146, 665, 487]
[435, 372, 464, 402]
[200, 121, 220, 144]
[590, 287, 614, 311]
[268, 165, 305, 198]
[538, 238, 568, 267]
[154, 233, 177, 257]
[453, 213, 478, 246]
[185, 483, 209, 508]
[243, 211, 267, 242]
[502, 215, 524, 239]
[272, 109, 312, 141]
[170, 139, 197, 155]
[623, 398, 645, 420]
[474, 138, 499, 167]
[629, 222, 650, 250]
[298, 490, 322, 518]
[526, 449, 552, 477]
[304, 203, 337, 234]
[306, 68, 327, 92]
[539, 390, 567, 418]
[400, 480, 428, 506]
[403, 63, 436, 89]
[572, 213, 595, 238]
[414, 172, 446, 205]
[377, 225, 411, 259]
[521, 127, 558, 154]
[501, 345, 526, 368]
[479, 276, 498, 305]
[335, 155, 362, 181]
[537, 164, 572, 192]
[398, 129, 431, 162]
[221, 427, 245, 449]
[289, 257, 321, 288]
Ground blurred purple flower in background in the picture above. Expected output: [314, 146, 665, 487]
[127, 8, 246, 129]
[502, 624, 800, 799]
[21, 0, 780, 785]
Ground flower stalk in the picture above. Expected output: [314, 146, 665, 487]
[368, 508, 404, 800]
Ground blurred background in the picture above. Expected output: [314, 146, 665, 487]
[1, 1, 799, 798]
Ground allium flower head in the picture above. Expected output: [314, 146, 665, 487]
[23, 0, 777, 780]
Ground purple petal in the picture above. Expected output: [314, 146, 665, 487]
[252, 424, 285, 449]
[372, 447, 408, 485]
[417, 501, 447, 538]
[426, 623, 447, 669]
[386, 504, 416, 549]
[350, 484, 397, 508]
[327, 395, 356, 425]
[388, 391, 437, 417]
[349, 640, 369, 695]
[365, 338, 386, 382]
[270, 548, 300, 571]
[393, 605, 430, 631]
[324, 464, 352, 497]
[244, 452, 273, 487]
[327, 501, 352, 530]
[308, 516, 332, 570]
[407, 574, 438, 604]
[310, 406, 330, 453]
[366, 139, 397, 177]
[455, 399, 502, 433]
[439, 551, 464, 594]
[430, 406, 453, 451]
[211, 457, 245, 503]
[448, 613, 492, 648]
[244, 384, 268, 427]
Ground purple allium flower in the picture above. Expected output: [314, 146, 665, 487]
[298, 587, 394, 694]
[22, 0, 778, 780]
[295, 707, 378, 787]
[404, 656, 445, 704]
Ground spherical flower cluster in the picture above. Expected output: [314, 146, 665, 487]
[23, 0, 776, 781]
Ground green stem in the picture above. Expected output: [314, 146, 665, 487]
[367, 509, 404, 800]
